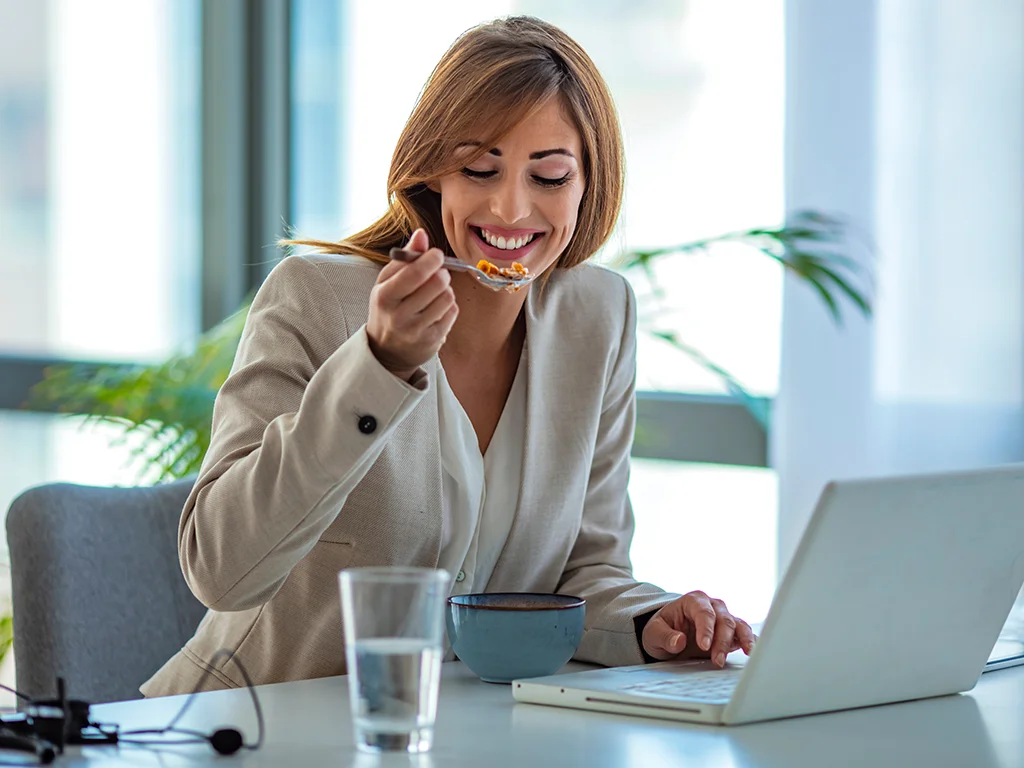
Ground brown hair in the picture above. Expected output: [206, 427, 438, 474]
[284, 16, 624, 271]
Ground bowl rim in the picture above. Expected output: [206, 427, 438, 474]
[446, 592, 586, 611]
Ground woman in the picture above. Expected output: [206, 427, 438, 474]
[143, 15, 755, 697]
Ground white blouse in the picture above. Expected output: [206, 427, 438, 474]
[435, 347, 527, 601]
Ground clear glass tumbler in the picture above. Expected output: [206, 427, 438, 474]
[339, 566, 450, 753]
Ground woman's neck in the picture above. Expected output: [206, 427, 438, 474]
[443, 272, 528, 361]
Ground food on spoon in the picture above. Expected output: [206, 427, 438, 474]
[505, 262, 529, 278]
[476, 259, 530, 279]
[476, 259, 502, 277]
[476, 259, 531, 293]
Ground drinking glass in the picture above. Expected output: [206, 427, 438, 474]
[339, 567, 450, 753]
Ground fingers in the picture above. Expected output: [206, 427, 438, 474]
[734, 619, 757, 656]
[417, 282, 457, 325]
[641, 592, 754, 668]
[682, 591, 718, 654]
[641, 613, 689, 661]
[366, 228, 459, 376]
[708, 599, 737, 667]
[377, 228, 430, 281]
[428, 302, 459, 342]
[399, 267, 452, 317]
[376, 247, 446, 309]
[377, 228, 438, 282]
[407, 227, 429, 254]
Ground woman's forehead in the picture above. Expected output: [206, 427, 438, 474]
[458, 99, 582, 156]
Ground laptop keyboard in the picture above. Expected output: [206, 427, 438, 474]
[620, 669, 743, 704]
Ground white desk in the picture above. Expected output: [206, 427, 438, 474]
[51, 663, 1024, 767]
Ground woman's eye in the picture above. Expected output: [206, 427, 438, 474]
[459, 168, 571, 186]
[461, 168, 497, 179]
[533, 174, 570, 187]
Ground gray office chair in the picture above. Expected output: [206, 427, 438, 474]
[6, 476, 208, 704]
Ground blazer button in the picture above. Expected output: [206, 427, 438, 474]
[455, 570, 466, 583]
[358, 415, 377, 434]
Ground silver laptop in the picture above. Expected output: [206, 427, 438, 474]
[513, 465, 1024, 725]
[986, 584, 1024, 670]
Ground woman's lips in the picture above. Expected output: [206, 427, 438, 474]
[470, 226, 544, 263]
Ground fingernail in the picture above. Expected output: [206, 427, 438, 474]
[715, 653, 725, 666]
[702, 633, 712, 650]
[671, 632, 684, 648]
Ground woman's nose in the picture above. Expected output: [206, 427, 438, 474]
[488, 177, 531, 225]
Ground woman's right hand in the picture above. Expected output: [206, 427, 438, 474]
[366, 229, 458, 381]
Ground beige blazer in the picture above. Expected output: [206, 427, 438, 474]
[142, 253, 675, 697]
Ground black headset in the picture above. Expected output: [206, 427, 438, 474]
[0, 648, 264, 763]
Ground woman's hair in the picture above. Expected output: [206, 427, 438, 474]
[284, 15, 624, 271]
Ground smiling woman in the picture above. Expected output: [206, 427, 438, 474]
[141, 16, 755, 700]
[286, 16, 621, 275]
[432, 99, 585, 282]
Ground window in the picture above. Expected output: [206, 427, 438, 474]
[0, 0, 200, 362]
[0, 0, 200, 611]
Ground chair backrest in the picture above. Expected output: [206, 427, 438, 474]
[6, 477, 208, 704]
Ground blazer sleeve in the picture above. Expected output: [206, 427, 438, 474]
[179, 255, 428, 611]
[556, 275, 679, 666]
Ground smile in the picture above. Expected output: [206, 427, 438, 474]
[474, 227, 540, 251]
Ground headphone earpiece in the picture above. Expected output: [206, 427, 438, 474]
[209, 728, 244, 756]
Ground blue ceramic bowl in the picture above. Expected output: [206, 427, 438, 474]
[446, 593, 586, 684]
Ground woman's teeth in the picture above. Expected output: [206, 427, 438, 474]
[480, 228, 537, 250]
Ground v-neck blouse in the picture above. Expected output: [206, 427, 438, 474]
[435, 346, 527, 600]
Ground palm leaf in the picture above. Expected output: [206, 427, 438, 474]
[28, 301, 250, 482]
[0, 614, 11, 665]
[619, 210, 873, 419]
[649, 330, 771, 429]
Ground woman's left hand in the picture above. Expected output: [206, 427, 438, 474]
[641, 591, 756, 667]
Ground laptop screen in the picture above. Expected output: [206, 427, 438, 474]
[985, 588, 1024, 671]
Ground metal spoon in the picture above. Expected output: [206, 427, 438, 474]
[388, 248, 534, 292]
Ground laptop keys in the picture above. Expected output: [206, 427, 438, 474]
[620, 669, 743, 704]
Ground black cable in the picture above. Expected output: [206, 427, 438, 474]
[0, 647, 264, 760]
[115, 725, 211, 747]
[0, 682, 62, 763]
[117, 736, 208, 746]
[115, 648, 264, 754]
[0, 730, 55, 765]
[0, 684, 34, 706]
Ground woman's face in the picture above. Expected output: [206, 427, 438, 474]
[435, 97, 585, 277]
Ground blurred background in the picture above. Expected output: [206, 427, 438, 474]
[0, 0, 1022, 691]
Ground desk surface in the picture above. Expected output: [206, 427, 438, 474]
[51, 663, 1024, 767]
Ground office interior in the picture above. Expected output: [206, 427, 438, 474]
[0, 0, 1021, 748]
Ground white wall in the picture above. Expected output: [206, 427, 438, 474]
[775, 0, 1024, 573]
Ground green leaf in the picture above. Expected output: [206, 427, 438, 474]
[649, 330, 771, 429]
[618, 212, 873, 409]
[0, 613, 12, 665]
[812, 263, 873, 318]
[28, 300, 251, 483]
[803, 272, 842, 324]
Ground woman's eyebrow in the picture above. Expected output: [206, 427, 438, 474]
[454, 142, 576, 160]
[528, 148, 576, 160]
